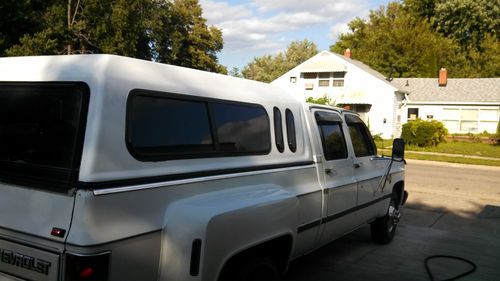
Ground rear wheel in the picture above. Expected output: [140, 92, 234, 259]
[219, 257, 280, 281]
[371, 194, 400, 244]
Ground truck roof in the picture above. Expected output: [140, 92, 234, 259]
[0, 55, 302, 106]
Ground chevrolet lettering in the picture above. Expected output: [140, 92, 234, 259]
[0, 248, 51, 275]
[0, 55, 407, 281]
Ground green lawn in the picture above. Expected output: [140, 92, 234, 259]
[376, 140, 500, 158]
[405, 141, 500, 158]
[405, 152, 500, 167]
[375, 139, 500, 166]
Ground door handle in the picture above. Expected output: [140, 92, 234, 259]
[325, 168, 332, 174]
[354, 163, 361, 168]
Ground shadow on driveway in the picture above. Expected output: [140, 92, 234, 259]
[282, 203, 500, 281]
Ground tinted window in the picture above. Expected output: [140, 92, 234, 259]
[0, 82, 88, 191]
[212, 103, 270, 153]
[346, 115, 376, 157]
[318, 124, 348, 160]
[285, 109, 297, 152]
[127, 91, 271, 160]
[273, 107, 284, 153]
[128, 95, 214, 157]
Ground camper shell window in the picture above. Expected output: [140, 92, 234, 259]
[0, 82, 89, 192]
[127, 90, 271, 161]
[273, 107, 284, 153]
[285, 109, 297, 152]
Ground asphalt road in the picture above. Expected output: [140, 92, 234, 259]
[404, 160, 500, 216]
[283, 160, 500, 281]
[406, 160, 500, 201]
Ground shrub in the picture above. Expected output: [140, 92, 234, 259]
[306, 95, 332, 105]
[372, 133, 383, 142]
[401, 119, 448, 147]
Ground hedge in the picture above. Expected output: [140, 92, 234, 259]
[401, 119, 448, 147]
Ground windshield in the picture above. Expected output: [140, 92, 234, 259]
[0, 82, 89, 191]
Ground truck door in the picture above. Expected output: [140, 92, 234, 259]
[344, 114, 386, 207]
[312, 110, 359, 244]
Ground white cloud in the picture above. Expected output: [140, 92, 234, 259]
[200, 0, 252, 24]
[329, 22, 350, 40]
[251, 0, 368, 17]
[199, 0, 375, 67]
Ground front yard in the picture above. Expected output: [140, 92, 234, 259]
[376, 139, 500, 167]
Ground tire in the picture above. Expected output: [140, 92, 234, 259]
[370, 193, 400, 244]
[219, 257, 280, 281]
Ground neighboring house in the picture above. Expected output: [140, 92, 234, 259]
[272, 50, 405, 139]
[391, 71, 500, 134]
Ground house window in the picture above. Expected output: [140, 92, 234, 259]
[303, 73, 317, 79]
[319, 80, 330, 87]
[459, 109, 479, 132]
[332, 80, 344, 87]
[290, 77, 296, 83]
[333, 72, 346, 78]
[332, 72, 345, 87]
[441, 108, 497, 133]
[408, 108, 419, 120]
[318, 72, 330, 79]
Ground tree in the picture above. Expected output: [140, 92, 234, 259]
[0, 0, 52, 56]
[404, 0, 437, 21]
[331, 1, 499, 78]
[433, 0, 499, 51]
[154, 0, 226, 73]
[242, 39, 317, 82]
[228, 67, 243, 78]
[306, 95, 333, 105]
[3, 0, 226, 73]
[331, 2, 460, 78]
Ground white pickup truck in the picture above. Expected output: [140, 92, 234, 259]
[0, 55, 406, 281]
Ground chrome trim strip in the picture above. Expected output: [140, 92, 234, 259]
[92, 164, 315, 195]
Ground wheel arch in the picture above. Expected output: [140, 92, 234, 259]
[217, 233, 294, 281]
[392, 181, 405, 206]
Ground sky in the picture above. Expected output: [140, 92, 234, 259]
[199, 0, 394, 71]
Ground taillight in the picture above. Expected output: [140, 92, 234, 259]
[65, 252, 110, 281]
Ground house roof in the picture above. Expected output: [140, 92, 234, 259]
[391, 78, 500, 103]
[280, 50, 400, 91]
[328, 52, 398, 89]
[300, 52, 348, 72]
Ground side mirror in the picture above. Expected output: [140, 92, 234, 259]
[392, 138, 405, 161]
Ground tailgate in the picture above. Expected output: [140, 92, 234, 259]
[0, 239, 60, 281]
[0, 182, 74, 281]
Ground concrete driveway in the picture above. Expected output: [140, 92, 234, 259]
[283, 160, 500, 281]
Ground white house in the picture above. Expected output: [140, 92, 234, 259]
[272, 50, 405, 139]
[391, 71, 500, 134]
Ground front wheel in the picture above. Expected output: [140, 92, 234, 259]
[370, 194, 400, 244]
